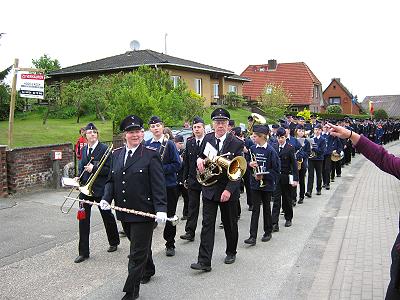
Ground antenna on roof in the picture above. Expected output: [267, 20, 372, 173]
[129, 40, 140, 51]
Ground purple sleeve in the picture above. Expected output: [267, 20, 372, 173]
[354, 135, 400, 180]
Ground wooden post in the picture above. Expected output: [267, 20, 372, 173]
[8, 58, 19, 149]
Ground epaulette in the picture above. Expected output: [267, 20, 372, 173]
[187, 136, 195, 141]
[205, 132, 215, 137]
[287, 143, 293, 148]
[145, 146, 158, 151]
[112, 146, 124, 153]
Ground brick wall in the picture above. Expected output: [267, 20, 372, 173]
[0, 145, 7, 197]
[6, 143, 73, 194]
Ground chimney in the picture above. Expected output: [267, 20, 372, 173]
[268, 59, 277, 71]
[332, 78, 340, 82]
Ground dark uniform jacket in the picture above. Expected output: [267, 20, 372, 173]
[310, 135, 326, 161]
[295, 138, 311, 170]
[199, 132, 245, 202]
[323, 133, 343, 156]
[103, 144, 167, 223]
[79, 142, 111, 198]
[278, 142, 299, 184]
[249, 144, 280, 192]
[145, 138, 181, 187]
[183, 136, 203, 191]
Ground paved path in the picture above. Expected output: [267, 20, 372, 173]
[0, 140, 399, 299]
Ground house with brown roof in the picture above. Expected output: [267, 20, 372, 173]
[240, 59, 324, 113]
[322, 78, 362, 115]
[361, 95, 400, 118]
[47, 49, 250, 106]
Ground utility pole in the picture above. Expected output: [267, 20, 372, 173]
[164, 33, 168, 54]
[8, 58, 18, 149]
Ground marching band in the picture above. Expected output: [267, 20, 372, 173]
[64, 110, 400, 300]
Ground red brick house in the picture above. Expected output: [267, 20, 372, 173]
[322, 78, 362, 115]
[240, 59, 324, 113]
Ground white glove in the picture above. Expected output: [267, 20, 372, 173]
[155, 212, 168, 223]
[99, 200, 111, 210]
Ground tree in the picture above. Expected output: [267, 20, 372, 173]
[297, 108, 311, 121]
[32, 54, 61, 74]
[374, 108, 388, 120]
[224, 92, 245, 108]
[258, 83, 291, 122]
[326, 104, 343, 114]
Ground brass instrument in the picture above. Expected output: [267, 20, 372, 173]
[64, 196, 180, 226]
[197, 152, 247, 186]
[248, 113, 267, 136]
[79, 144, 113, 196]
[249, 149, 266, 187]
[60, 156, 94, 214]
[330, 150, 343, 162]
[308, 138, 317, 159]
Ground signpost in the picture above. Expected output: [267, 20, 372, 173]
[7, 58, 44, 149]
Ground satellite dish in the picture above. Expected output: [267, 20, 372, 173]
[130, 40, 140, 51]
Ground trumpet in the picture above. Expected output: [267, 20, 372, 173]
[249, 149, 266, 187]
[60, 144, 113, 214]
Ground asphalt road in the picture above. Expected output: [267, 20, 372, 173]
[0, 161, 360, 300]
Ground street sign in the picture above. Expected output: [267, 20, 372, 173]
[17, 72, 45, 99]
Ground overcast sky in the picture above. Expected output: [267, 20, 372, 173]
[1, 0, 399, 101]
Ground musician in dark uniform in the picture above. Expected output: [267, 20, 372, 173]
[271, 127, 299, 231]
[190, 108, 244, 271]
[145, 116, 181, 257]
[244, 125, 280, 245]
[180, 116, 205, 241]
[101, 115, 167, 300]
[74, 122, 120, 264]
[294, 124, 311, 204]
[305, 124, 326, 197]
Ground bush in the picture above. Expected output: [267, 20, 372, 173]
[224, 92, 245, 108]
[316, 112, 370, 120]
[49, 106, 78, 119]
[374, 109, 388, 120]
[326, 105, 343, 114]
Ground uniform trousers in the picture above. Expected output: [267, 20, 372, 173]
[164, 186, 178, 249]
[307, 160, 323, 194]
[249, 190, 272, 238]
[243, 170, 253, 208]
[298, 167, 307, 199]
[272, 175, 293, 224]
[197, 196, 238, 266]
[184, 188, 202, 237]
[78, 195, 119, 257]
[330, 160, 342, 179]
[322, 155, 332, 187]
[121, 221, 154, 295]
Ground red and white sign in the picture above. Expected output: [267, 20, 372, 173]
[17, 72, 45, 99]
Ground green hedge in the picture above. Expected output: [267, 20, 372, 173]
[315, 113, 370, 120]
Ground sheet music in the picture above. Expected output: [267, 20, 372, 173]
[61, 177, 79, 187]
[203, 142, 218, 159]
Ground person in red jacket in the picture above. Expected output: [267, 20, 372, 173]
[328, 122, 400, 300]
[75, 127, 87, 160]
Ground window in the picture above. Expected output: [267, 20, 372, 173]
[314, 85, 319, 98]
[171, 76, 181, 88]
[228, 85, 237, 94]
[213, 83, 219, 99]
[265, 87, 273, 94]
[194, 78, 202, 95]
[329, 97, 341, 105]
[291, 107, 298, 112]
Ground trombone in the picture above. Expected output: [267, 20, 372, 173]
[60, 144, 113, 214]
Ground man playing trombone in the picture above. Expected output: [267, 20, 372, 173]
[101, 115, 168, 300]
[74, 122, 120, 263]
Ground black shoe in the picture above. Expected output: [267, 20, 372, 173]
[140, 276, 151, 284]
[166, 247, 175, 257]
[190, 262, 211, 272]
[244, 237, 256, 245]
[261, 233, 272, 242]
[74, 255, 89, 263]
[316, 191, 322, 195]
[272, 224, 279, 232]
[180, 232, 194, 241]
[285, 220, 292, 227]
[121, 292, 138, 300]
[331, 178, 335, 182]
[298, 198, 304, 204]
[107, 245, 118, 252]
[325, 185, 330, 190]
[248, 206, 253, 211]
[219, 222, 224, 229]
[224, 254, 236, 264]
[322, 184, 326, 189]
[305, 192, 312, 198]
[181, 215, 188, 221]
[336, 174, 341, 177]
[292, 200, 297, 207]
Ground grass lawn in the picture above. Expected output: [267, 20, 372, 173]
[0, 107, 251, 148]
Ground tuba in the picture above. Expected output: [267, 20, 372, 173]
[197, 153, 247, 186]
[330, 150, 343, 162]
[248, 113, 267, 136]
